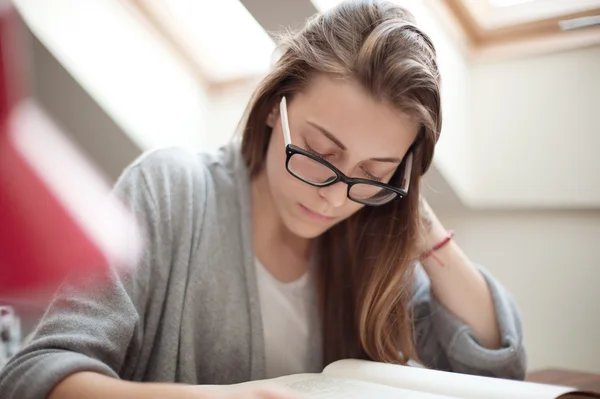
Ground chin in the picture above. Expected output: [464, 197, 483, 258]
[297, 226, 329, 239]
[284, 216, 329, 239]
[280, 205, 331, 239]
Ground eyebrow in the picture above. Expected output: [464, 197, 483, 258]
[306, 120, 402, 164]
[307, 121, 347, 151]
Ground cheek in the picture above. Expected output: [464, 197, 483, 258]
[340, 201, 364, 220]
[268, 155, 312, 203]
[265, 128, 307, 199]
[265, 130, 286, 186]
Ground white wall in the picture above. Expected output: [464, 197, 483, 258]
[204, 80, 260, 151]
[405, 1, 600, 210]
[470, 46, 600, 209]
[438, 208, 600, 373]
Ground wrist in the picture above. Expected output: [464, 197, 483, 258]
[419, 219, 447, 253]
[419, 230, 455, 266]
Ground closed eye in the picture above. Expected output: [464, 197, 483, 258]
[305, 140, 384, 182]
[306, 143, 333, 160]
[362, 168, 382, 182]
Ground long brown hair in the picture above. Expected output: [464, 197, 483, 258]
[241, 0, 441, 366]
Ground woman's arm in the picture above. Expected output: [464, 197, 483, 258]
[49, 372, 195, 399]
[418, 198, 501, 349]
[411, 198, 526, 380]
[49, 371, 300, 399]
[0, 164, 157, 399]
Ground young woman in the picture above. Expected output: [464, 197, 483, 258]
[0, 1, 526, 398]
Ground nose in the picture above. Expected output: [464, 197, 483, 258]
[317, 182, 348, 209]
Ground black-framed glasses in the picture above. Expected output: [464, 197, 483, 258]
[279, 96, 413, 207]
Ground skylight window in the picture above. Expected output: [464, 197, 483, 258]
[145, 0, 276, 83]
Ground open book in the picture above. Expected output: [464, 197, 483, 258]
[213, 359, 599, 399]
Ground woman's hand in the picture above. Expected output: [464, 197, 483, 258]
[49, 371, 302, 399]
[187, 384, 302, 399]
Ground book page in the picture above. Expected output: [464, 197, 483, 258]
[203, 373, 460, 399]
[278, 374, 460, 399]
[323, 359, 580, 399]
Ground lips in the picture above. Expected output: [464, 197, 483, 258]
[299, 203, 336, 223]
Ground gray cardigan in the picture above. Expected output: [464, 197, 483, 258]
[0, 144, 526, 399]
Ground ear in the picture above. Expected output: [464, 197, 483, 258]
[266, 104, 279, 128]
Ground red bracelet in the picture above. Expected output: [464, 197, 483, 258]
[420, 230, 455, 266]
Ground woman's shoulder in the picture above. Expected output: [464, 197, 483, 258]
[123, 143, 241, 196]
[114, 143, 247, 223]
[127, 146, 209, 186]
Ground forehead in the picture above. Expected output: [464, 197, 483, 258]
[291, 75, 419, 157]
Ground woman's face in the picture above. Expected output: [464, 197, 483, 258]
[264, 74, 419, 239]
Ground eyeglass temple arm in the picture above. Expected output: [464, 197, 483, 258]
[280, 97, 292, 147]
[402, 152, 413, 191]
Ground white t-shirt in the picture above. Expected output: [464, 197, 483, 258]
[255, 258, 323, 379]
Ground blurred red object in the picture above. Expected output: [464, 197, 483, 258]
[0, 2, 141, 297]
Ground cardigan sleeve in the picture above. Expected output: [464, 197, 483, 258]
[411, 262, 527, 380]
